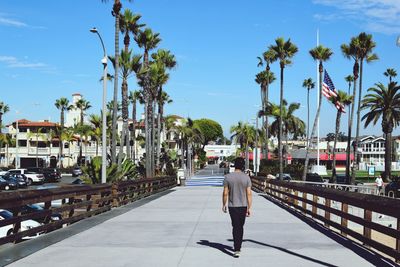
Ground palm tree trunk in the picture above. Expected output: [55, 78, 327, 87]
[111, 0, 121, 164]
[132, 100, 136, 162]
[385, 131, 392, 180]
[307, 88, 310, 147]
[0, 113, 2, 134]
[156, 103, 162, 172]
[96, 140, 99, 156]
[260, 87, 265, 157]
[245, 140, 249, 170]
[303, 63, 323, 180]
[152, 100, 156, 176]
[332, 110, 341, 182]
[118, 81, 129, 166]
[352, 60, 363, 184]
[145, 97, 151, 178]
[279, 65, 284, 179]
[265, 76, 270, 160]
[60, 110, 64, 168]
[346, 62, 358, 180]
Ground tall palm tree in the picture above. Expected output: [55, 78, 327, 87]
[0, 102, 10, 134]
[75, 98, 91, 164]
[2, 133, 14, 167]
[152, 49, 177, 172]
[109, 50, 142, 165]
[341, 39, 361, 180]
[352, 32, 378, 183]
[329, 91, 353, 181]
[302, 78, 315, 147]
[255, 69, 276, 159]
[135, 28, 161, 178]
[361, 82, 400, 180]
[61, 129, 75, 167]
[302, 45, 333, 180]
[156, 92, 173, 172]
[128, 90, 143, 161]
[119, 9, 144, 53]
[89, 114, 102, 156]
[384, 68, 397, 83]
[55, 97, 73, 168]
[269, 37, 298, 179]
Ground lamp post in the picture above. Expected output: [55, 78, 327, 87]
[90, 27, 108, 184]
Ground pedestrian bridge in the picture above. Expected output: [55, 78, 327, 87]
[0, 168, 399, 266]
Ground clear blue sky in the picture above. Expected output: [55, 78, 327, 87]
[1, 0, 399, 138]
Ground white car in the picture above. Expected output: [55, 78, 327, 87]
[0, 209, 42, 239]
[8, 169, 44, 185]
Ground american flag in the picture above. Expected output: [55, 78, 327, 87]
[322, 70, 345, 113]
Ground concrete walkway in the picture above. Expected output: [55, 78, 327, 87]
[6, 186, 397, 267]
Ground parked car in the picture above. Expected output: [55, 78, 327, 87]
[0, 209, 42, 239]
[385, 176, 400, 198]
[21, 204, 62, 223]
[8, 169, 44, 185]
[0, 168, 8, 176]
[72, 166, 83, 177]
[71, 178, 85, 184]
[275, 173, 292, 181]
[2, 173, 28, 189]
[27, 167, 61, 183]
[0, 176, 16, 190]
[306, 173, 324, 183]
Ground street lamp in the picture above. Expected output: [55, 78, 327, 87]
[90, 27, 108, 184]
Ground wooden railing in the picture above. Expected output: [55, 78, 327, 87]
[251, 176, 400, 262]
[0, 176, 176, 246]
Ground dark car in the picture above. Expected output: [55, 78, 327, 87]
[385, 177, 400, 198]
[276, 173, 292, 181]
[20, 204, 62, 223]
[0, 177, 14, 190]
[306, 173, 324, 183]
[72, 167, 83, 177]
[0, 175, 18, 190]
[3, 173, 28, 188]
[27, 167, 61, 183]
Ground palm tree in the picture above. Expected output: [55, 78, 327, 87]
[352, 33, 378, 184]
[230, 122, 256, 170]
[156, 92, 173, 172]
[55, 97, 73, 168]
[302, 78, 315, 147]
[61, 129, 75, 167]
[109, 50, 142, 165]
[0, 102, 10, 134]
[341, 39, 361, 181]
[302, 45, 333, 180]
[152, 49, 177, 172]
[255, 69, 276, 159]
[89, 114, 102, 156]
[329, 91, 353, 181]
[361, 82, 400, 180]
[75, 98, 91, 164]
[119, 9, 143, 53]
[128, 90, 142, 161]
[107, 100, 121, 114]
[384, 68, 397, 83]
[269, 37, 298, 179]
[27, 127, 45, 167]
[135, 27, 161, 178]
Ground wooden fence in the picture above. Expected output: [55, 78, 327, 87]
[0, 176, 176, 245]
[251, 176, 400, 262]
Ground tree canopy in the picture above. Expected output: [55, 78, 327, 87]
[193, 118, 223, 148]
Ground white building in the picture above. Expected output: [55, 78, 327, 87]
[65, 93, 83, 127]
[204, 144, 239, 163]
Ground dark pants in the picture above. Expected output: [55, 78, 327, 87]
[228, 207, 247, 251]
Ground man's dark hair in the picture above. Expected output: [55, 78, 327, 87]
[234, 157, 245, 170]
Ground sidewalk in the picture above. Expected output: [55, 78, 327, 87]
[6, 186, 394, 267]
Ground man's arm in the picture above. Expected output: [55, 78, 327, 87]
[246, 187, 252, 217]
[222, 186, 229, 213]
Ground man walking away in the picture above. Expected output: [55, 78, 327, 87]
[375, 174, 383, 195]
[222, 157, 252, 258]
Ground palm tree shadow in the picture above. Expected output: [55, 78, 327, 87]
[197, 240, 234, 257]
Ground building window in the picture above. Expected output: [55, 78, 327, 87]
[18, 140, 27, 147]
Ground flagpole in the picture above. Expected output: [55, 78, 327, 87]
[317, 28, 320, 167]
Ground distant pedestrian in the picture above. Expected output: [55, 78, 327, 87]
[222, 157, 252, 258]
[375, 175, 383, 195]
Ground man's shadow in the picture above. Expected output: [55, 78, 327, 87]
[197, 240, 234, 257]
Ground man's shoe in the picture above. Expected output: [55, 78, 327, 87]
[233, 251, 240, 258]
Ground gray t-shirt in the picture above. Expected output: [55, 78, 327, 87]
[223, 172, 252, 207]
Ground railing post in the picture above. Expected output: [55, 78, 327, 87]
[325, 198, 331, 228]
[12, 208, 21, 243]
[293, 190, 298, 206]
[397, 218, 400, 263]
[312, 195, 318, 216]
[302, 192, 307, 213]
[44, 201, 51, 225]
[341, 203, 348, 236]
[112, 183, 119, 207]
[68, 197, 75, 219]
[363, 209, 372, 246]
[86, 194, 92, 212]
